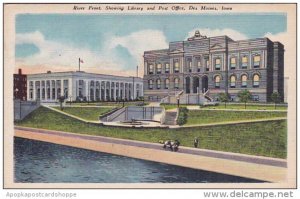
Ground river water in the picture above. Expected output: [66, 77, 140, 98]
[14, 137, 262, 183]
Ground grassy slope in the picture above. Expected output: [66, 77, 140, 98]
[203, 104, 287, 110]
[162, 104, 287, 111]
[15, 107, 287, 158]
[186, 110, 287, 125]
[53, 107, 115, 121]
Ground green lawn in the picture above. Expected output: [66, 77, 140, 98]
[15, 107, 287, 158]
[161, 103, 287, 111]
[203, 103, 287, 110]
[68, 101, 148, 107]
[161, 104, 188, 110]
[53, 107, 115, 121]
[185, 110, 287, 125]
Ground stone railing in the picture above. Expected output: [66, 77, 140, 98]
[14, 100, 41, 121]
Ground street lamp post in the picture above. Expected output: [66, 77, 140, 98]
[15, 88, 21, 119]
[69, 96, 72, 106]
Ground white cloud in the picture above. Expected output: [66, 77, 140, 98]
[186, 28, 248, 40]
[16, 31, 120, 74]
[16, 30, 168, 76]
[107, 29, 168, 69]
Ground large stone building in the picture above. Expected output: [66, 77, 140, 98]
[143, 31, 284, 102]
[27, 71, 143, 102]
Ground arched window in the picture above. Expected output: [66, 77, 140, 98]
[149, 80, 153, 89]
[214, 75, 221, 88]
[230, 75, 236, 88]
[148, 64, 154, 74]
[165, 79, 170, 89]
[253, 74, 260, 87]
[156, 63, 162, 74]
[156, 79, 161, 89]
[241, 75, 248, 87]
[174, 78, 179, 89]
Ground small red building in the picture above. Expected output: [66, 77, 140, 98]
[14, 69, 27, 101]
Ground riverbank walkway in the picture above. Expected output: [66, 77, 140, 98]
[15, 126, 287, 183]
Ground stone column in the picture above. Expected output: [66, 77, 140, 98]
[123, 82, 126, 100]
[68, 78, 72, 101]
[60, 79, 64, 97]
[32, 81, 36, 100]
[249, 52, 252, 69]
[108, 81, 111, 100]
[93, 80, 96, 101]
[54, 80, 57, 100]
[85, 80, 89, 101]
[114, 82, 116, 100]
[50, 80, 53, 100]
[99, 81, 102, 100]
[27, 80, 30, 100]
[118, 82, 121, 99]
[104, 81, 107, 100]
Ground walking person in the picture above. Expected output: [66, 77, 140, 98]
[194, 137, 199, 148]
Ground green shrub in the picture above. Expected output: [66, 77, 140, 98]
[177, 107, 188, 125]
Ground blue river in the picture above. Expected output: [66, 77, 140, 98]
[14, 137, 262, 183]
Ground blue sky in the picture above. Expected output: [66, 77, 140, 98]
[15, 13, 287, 75]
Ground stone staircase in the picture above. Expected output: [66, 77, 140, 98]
[163, 110, 178, 125]
[161, 89, 214, 105]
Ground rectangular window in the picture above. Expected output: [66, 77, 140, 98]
[197, 60, 201, 72]
[148, 64, 154, 74]
[242, 56, 248, 68]
[215, 58, 221, 70]
[165, 63, 170, 73]
[156, 63, 162, 74]
[174, 61, 179, 73]
[230, 57, 236, 69]
[188, 60, 192, 72]
[215, 82, 220, 88]
[253, 55, 261, 68]
[206, 59, 210, 71]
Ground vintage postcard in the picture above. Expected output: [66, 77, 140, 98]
[3, 3, 297, 189]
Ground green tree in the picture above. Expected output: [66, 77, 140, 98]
[271, 92, 281, 109]
[238, 90, 252, 109]
[218, 92, 230, 108]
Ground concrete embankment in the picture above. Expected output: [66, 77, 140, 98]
[14, 126, 287, 184]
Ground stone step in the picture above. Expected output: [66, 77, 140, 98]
[163, 111, 178, 125]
